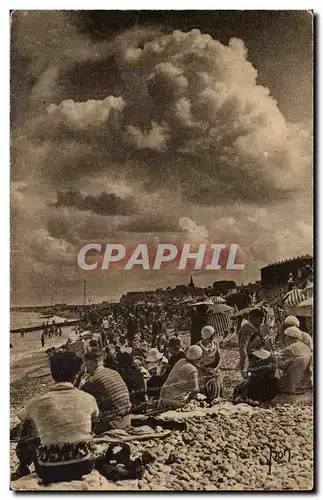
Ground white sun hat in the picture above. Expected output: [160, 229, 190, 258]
[186, 345, 203, 361]
[284, 326, 302, 341]
[201, 325, 215, 340]
[146, 348, 166, 363]
[284, 315, 300, 327]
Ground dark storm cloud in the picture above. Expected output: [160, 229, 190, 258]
[56, 189, 137, 216]
[120, 214, 179, 233]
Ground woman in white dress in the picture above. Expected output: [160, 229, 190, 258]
[197, 325, 224, 400]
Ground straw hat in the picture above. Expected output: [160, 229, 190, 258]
[284, 315, 300, 327]
[186, 345, 203, 361]
[284, 326, 302, 341]
[145, 348, 167, 363]
[201, 325, 215, 340]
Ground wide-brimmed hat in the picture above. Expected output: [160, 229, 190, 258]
[201, 325, 215, 340]
[146, 348, 166, 363]
[186, 345, 203, 361]
[284, 315, 300, 327]
[248, 307, 265, 318]
[251, 348, 271, 360]
[284, 326, 302, 341]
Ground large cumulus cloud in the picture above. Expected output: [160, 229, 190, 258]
[27, 28, 312, 204]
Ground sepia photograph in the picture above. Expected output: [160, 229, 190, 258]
[10, 10, 313, 491]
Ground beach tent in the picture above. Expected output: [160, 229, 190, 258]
[206, 303, 234, 336]
[283, 288, 306, 307]
[188, 298, 233, 336]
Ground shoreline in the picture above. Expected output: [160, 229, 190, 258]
[10, 324, 79, 425]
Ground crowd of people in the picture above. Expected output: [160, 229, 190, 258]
[12, 287, 313, 484]
[40, 320, 63, 346]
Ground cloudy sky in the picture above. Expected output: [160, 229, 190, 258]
[11, 10, 313, 306]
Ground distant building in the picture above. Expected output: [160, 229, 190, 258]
[120, 290, 157, 303]
[260, 254, 313, 289]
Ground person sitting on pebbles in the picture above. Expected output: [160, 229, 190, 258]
[238, 308, 271, 381]
[116, 352, 146, 410]
[197, 326, 224, 401]
[284, 326, 313, 351]
[167, 337, 186, 368]
[275, 327, 313, 395]
[284, 315, 313, 351]
[12, 351, 99, 484]
[81, 348, 131, 434]
[145, 348, 169, 400]
[158, 345, 203, 411]
[233, 348, 279, 404]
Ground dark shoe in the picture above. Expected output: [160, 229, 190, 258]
[11, 465, 31, 481]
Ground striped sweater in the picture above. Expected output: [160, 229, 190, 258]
[82, 366, 131, 420]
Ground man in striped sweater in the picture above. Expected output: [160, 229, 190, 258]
[82, 349, 131, 435]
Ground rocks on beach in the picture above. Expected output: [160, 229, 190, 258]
[133, 403, 313, 491]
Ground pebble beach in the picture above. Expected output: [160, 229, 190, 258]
[134, 403, 313, 491]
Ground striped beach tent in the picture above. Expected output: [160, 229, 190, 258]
[207, 303, 234, 336]
[284, 288, 306, 307]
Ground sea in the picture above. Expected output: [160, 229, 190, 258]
[10, 311, 78, 367]
[10, 311, 48, 331]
